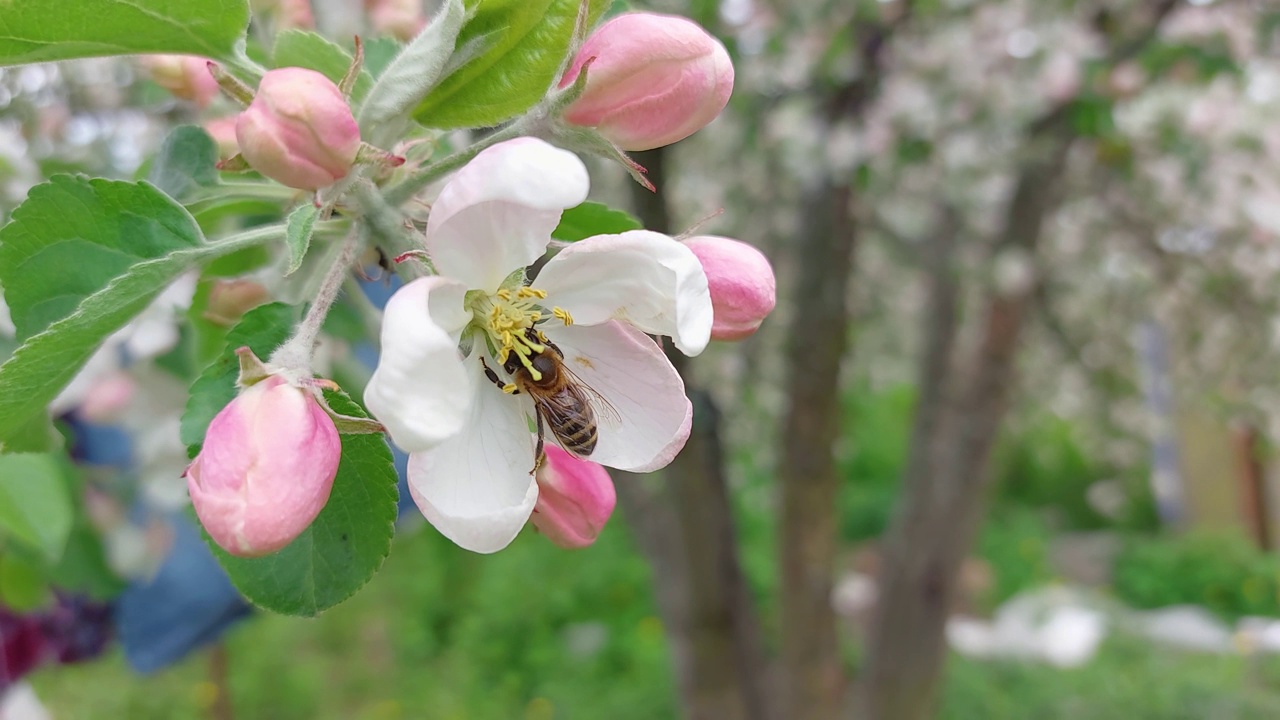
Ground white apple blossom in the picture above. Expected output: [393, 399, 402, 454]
[365, 138, 712, 553]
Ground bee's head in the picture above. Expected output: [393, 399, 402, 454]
[530, 351, 558, 379]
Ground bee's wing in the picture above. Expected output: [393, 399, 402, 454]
[555, 362, 622, 428]
[525, 386, 598, 460]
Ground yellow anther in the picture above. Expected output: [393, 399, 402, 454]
[495, 288, 513, 301]
[537, 330, 548, 342]
[502, 383, 518, 394]
[517, 287, 548, 299]
[552, 307, 574, 326]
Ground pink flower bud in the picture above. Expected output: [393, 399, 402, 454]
[204, 279, 269, 326]
[683, 236, 776, 340]
[530, 446, 616, 549]
[278, 0, 315, 29]
[249, 0, 314, 28]
[142, 55, 219, 109]
[236, 68, 361, 190]
[558, 12, 734, 151]
[186, 376, 340, 557]
[78, 370, 135, 424]
[203, 116, 240, 159]
[367, 0, 427, 41]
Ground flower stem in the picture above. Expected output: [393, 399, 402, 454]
[269, 230, 362, 372]
[383, 118, 533, 206]
[350, 181, 423, 259]
[199, 222, 294, 257]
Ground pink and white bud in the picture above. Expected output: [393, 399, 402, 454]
[278, 0, 315, 28]
[236, 68, 361, 190]
[683, 236, 775, 340]
[249, 0, 314, 28]
[530, 446, 616, 549]
[203, 116, 240, 159]
[78, 370, 136, 424]
[557, 12, 734, 151]
[186, 375, 341, 557]
[367, 0, 427, 41]
[142, 55, 219, 109]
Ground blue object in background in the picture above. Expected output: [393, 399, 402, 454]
[115, 513, 252, 673]
[64, 415, 133, 469]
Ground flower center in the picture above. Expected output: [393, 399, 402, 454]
[471, 286, 574, 382]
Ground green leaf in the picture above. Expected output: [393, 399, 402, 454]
[272, 31, 373, 102]
[203, 243, 273, 277]
[0, 179, 281, 448]
[285, 204, 319, 276]
[47, 521, 125, 600]
[2, 414, 64, 455]
[0, 0, 251, 67]
[0, 176, 204, 339]
[148, 126, 221, 202]
[362, 38, 404, 78]
[207, 390, 399, 616]
[0, 453, 73, 561]
[192, 198, 288, 235]
[358, 0, 466, 143]
[413, 0, 607, 128]
[181, 303, 299, 450]
[1067, 95, 1117, 139]
[0, 552, 54, 612]
[552, 202, 642, 242]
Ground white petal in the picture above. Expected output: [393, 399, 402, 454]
[548, 321, 692, 473]
[426, 138, 589, 291]
[536, 230, 713, 356]
[406, 356, 540, 553]
[365, 277, 473, 453]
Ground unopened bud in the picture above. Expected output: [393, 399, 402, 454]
[203, 116, 240, 159]
[683, 235, 775, 340]
[367, 0, 427, 41]
[141, 55, 219, 109]
[279, 0, 315, 28]
[557, 12, 734, 151]
[205, 279, 269, 326]
[186, 375, 341, 557]
[530, 446, 616, 549]
[249, 0, 314, 28]
[236, 68, 361, 190]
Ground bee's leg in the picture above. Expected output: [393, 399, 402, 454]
[480, 357, 518, 394]
[531, 412, 546, 475]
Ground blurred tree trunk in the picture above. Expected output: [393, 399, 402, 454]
[617, 147, 773, 720]
[777, 13, 909, 720]
[852, 134, 1071, 720]
[852, 5, 1177, 717]
[777, 176, 855, 719]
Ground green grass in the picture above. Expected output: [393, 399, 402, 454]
[30, 519, 677, 720]
[31, 518, 1280, 719]
[943, 637, 1280, 720]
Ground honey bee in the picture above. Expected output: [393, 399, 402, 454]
[482, 329, 616, 474]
